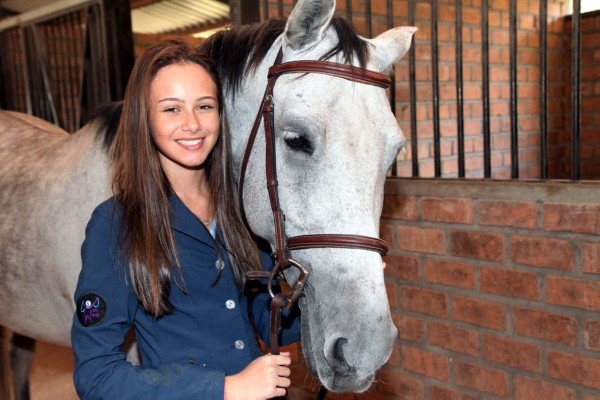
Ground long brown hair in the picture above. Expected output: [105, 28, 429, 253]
[111, 39, 260, 317]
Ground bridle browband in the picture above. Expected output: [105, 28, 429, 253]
[239, 48, 391, 397]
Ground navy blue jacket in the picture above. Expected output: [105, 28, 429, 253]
[71, 195, 300, 400]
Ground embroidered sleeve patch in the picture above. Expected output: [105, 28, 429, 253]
[76, 293, 107, 327]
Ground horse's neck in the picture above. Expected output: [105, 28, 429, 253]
[38, 122, 111, 201]
[67, 123, 112, 191]
[225, 38, 283, 176]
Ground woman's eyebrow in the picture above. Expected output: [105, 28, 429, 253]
[157, 97, 184, 103]
[157, 96, 216, 103]
[196, 96, 217, 102]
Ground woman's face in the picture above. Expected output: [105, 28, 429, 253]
[149, 62, 220, 176]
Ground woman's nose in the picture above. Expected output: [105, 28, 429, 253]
[182, 112, 201, 133]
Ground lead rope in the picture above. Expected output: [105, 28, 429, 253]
[269, 292, 288, 400]
[246, 268, 325, 400]
[269, 291, 328, 400]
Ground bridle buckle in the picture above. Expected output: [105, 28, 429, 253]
[268, 258, 309, 310]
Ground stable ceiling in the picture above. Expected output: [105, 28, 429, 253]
[131, 0, 229, 34]
[0, 0, 230, 35]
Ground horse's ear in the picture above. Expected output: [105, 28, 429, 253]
[368, 27, 418, 71]
[284, 0, 335, 51]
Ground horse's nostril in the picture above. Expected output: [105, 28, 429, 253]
[331, 338, 355, 377]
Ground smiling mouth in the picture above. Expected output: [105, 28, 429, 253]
[176, 138, 203, 146]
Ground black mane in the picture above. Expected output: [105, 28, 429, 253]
[90, 101, 122, 150]
[199, 16, 370, 97]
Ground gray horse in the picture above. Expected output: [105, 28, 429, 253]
[0, 0, 415, 398]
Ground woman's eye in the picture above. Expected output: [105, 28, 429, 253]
[198, 104, 215, 111]
[284, 134, 313, 155]
[164, 107, 179, 113]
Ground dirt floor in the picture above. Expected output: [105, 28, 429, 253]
[30, 342, 78, 400]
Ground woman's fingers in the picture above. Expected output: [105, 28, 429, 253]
[277, 365, 291, 377]
[273, 354, 291, 366]
[276, 376, 291, 388]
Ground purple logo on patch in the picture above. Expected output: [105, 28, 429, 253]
[76, 293, 106, 327]
[81, 297, 100, 324]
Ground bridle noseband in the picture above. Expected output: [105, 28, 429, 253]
[240, 49, 392, 394]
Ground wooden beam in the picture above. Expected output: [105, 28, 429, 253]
[129, 0, 161, 9]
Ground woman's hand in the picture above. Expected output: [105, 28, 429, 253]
[224, 352, 291, 400]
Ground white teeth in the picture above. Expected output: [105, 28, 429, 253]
[177, 139, 202, 145]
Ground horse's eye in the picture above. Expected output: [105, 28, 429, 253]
[284, 134, 313, 155]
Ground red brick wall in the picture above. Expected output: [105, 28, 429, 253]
[287, 178, 600, 399]
[376, 178, 600, 399]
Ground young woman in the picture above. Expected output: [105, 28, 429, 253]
[71, 39, 300, 400]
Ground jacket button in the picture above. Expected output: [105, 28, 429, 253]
[234, 340, 245, 350]
[225, 299, 236, 310]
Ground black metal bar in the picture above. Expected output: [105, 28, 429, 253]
[64, 13, 77, 132]
[278, 0, 283, 18]
[455, 0, 465, 177]
[89, 6, 104, 111]
[3, 31, 15, 110]
[70, 10, 85, 129]
[431, 0, 441, 177]
[366, 0, 372, 37]
[230, 0, 260, 26]
[408, 0, 418, 177]
[571, 0, 581, 180]
[19, 28, 32, 114]
[540, 0, 548, 179]
[57, 17, 69, 131]
[0, 33, 6, 110]
[55, 19, 67, 129]
[34, 25, 59, 124]
[52, 20, 68, 130]
[387, 0, 395, 116]
[26, 27, 39, 116]
[388, 0, 397, 175]
[482, 0, 491, 178]
[82, 8, 96, 118]
[75, 8, 89, 124]
[60, 15, 75, 132]
[346, 0, 352, 22]
[7, 29, 26, 112]
[509, 0, 519, 178]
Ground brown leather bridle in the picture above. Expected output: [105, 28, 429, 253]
[240, 48, 392, 399]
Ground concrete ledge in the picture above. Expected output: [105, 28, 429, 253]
[385, 178, 600, 204]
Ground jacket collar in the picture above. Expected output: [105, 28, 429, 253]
[169, 193, 215, 244]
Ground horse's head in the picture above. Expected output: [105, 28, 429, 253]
[226, 0, 415, 392]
